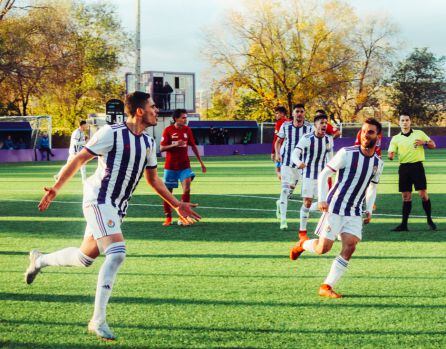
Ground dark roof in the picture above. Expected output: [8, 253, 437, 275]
[188, 121, 258, 129]
[0, 122, 32, 131]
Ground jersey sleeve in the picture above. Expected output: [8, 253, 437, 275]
[295, 135, 309, 151]
[388, 137, 398, 153]
[84, 125, 113, 156]
[371, 160, 384, 184]
[277, 123, 286, 139]
[160, 128, 171, 146]
[419, 131, 431, 142]
[187, 127, 196, 146]
[326, 147, 347, 172]
[146, 139, 158, 169]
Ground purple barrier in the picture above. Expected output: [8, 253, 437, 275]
[203, 144, 272, 156]
[0, 148, 68, 163]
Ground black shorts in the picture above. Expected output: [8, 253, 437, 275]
[398, 162, 427, 192]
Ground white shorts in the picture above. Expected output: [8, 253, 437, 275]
[83, 204, 122, 240]
[281, 166, 301, 187]
[315, 212, 363, 241]
[301, 177, 318, 199]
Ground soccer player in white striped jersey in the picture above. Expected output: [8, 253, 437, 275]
[291, 113, 333, 241]
[55, 120, 88, 182]
[24, 92, 201, 340]
[274, 104, 313, 230]
[290, 118, 384, 299]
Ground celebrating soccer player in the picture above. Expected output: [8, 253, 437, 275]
[274, 104, 313, 230]
[291, 113, 334, 241]
[160, 109, 206, 226]
[388, 114, 437, 231]
[290, 118, 384, 299]
[25, 92, 201, 340]
[271, 106, 291, 180]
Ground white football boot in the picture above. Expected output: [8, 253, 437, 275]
[88, 320, 116, 340]
[24, 249, 42, 284]
[280, 220, 288, 230]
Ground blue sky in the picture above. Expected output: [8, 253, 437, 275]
[101, 0, 446, 88]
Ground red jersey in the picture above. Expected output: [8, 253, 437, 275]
[355, 129, 382, 157]
[272, 117, 291, 154]
[161, 124, 196, 170]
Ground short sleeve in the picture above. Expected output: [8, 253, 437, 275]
[146, 139, 158, 169]
[160, 128, 171, 146]
[388, 137, 398, 153]
[85, 125, 114, 156]
[371, 160, 384, 184]
[277, 123, 286, 139]
[326, 147, 347, 172]
[295, 135, 309, 151]
[419, 131, 431, 142]
[187, 127, 196, 145]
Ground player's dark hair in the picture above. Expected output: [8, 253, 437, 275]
[364, 117, 382, 134]
[314, 114, 328, 123]
[315, 109, 326, 115]
[80, 120, 87, 126]
[293, 103, 305, 110]
[172, 109, 187, 121]
[274, 106, 287, 115]
[400, 113, 411, 118]
[125, 91, 151, 116]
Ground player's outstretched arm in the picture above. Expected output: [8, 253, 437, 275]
[317, 167, 333, 212]
[291, 148, 304, 169]
[144, 168, 201, 224]
[274, 138, 283, 162]
[190, 143, 206, 173]
[364, 182, 377, 224]
[38, 149, 95, 211]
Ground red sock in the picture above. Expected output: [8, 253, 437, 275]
[181, 192, 190, 203]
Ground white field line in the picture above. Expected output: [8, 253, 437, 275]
[1, 197, 445, 219]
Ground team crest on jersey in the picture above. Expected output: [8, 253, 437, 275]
[107, 219, 115, 228]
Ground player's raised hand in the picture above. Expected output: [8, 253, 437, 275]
[175, 201, 201, 225]
[318, 201, 328, 212]
[38, 187, 58, 212]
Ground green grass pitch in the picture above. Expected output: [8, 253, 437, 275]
[0, 150, 445, 348]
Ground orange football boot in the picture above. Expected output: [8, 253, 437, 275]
[290, 237, 308, 260]
[162, 217, 172, 226]
[318, 284, 342, 299]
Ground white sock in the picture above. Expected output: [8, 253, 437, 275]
[302, 239, 317, 253]
[300, 205, 310, 231]
[279, 186, 291, 221]
[324, 256, 349, 287]
[37, 247, 94, 268]
[92, 242, 126, 324]
[309, 202, 318, 212]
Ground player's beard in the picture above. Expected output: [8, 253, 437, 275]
[364, 138, 377, 149]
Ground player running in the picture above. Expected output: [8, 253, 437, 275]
[25, 92, 201, 340]
[55, 120, 88, 182]
[290, 118, 383, 299]
[274, 104, 313, 230]
[160, 109, 206, 226]
[271, 106, 291, 180]
[291, 113, 333, 241]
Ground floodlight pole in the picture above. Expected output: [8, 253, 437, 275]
[135, 0, 141, 91]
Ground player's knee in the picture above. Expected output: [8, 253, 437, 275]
[104, 242, 126, 266]
[419, 191, 428, 201]
[303, 199, 312, 208]
[281, 187, 291, 197]
[315, 244, 331, 255]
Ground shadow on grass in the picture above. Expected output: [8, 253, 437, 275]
[2, 319, 446, 338]
[1, 292, 445, 309]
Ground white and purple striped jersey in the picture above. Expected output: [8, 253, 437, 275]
[69, 128, 86, 155]
[326, 146, 383, 216]
[83, 123, 157, 217]
[278, 121, 313, 167]
[296, 133, 333, 179]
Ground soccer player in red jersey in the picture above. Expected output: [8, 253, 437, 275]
[160, 109, 206, 226]
[271, 106, 291, 180]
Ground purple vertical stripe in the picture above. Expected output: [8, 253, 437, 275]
[111, 128, 130, 207]
[97, 131, 117, 204]
[354, 156, 380, 215]
[286, 125, 292, 166]
[332, 151, 359, 214]
[343, 155, 370, 216]
[305, 136, 315, 178]
[118, 134, 142, 213]
[312, 137, 323, 180]
[327, 168, 344, 204]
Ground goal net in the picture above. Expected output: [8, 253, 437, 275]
[0, 115, 52, 159]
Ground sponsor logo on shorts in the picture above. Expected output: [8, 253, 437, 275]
[107, 219, 115, 228]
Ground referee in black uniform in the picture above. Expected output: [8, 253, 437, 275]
[388, 114, 437, 231]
